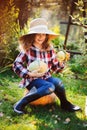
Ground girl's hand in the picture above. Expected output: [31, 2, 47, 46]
[28, 69, 45, 78]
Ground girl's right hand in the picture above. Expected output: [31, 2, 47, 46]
[28, 69, 45, 78]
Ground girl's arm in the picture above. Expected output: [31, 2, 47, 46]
[51, 49, 65, 73]
[13, 52, 29, 78]
[13, 52, 45, 78]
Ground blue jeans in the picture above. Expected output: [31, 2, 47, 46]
[27, 77, 65, 97]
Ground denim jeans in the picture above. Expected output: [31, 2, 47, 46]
[26, 77, 65, 97]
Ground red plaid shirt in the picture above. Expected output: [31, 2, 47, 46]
[13, 45, 64, 88]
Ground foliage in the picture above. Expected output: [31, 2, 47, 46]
[51, 25, 60, 34]
[66, 41, 79, 51]
[0, 2, 32, 72]
[66, 37, 86, 52]
[52, 35, 65, 51]
[0, 0, 73, 29]
[71, 0, 87, 27]
[0, 1, 19, 68]
[69, 54, 87, 80]
[71, 0, 87, 46]
[70, 0, 87, 80]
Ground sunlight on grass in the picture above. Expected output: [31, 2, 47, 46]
[2, 124, 36, 130]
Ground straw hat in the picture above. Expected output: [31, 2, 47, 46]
[22, 18, 59, 40]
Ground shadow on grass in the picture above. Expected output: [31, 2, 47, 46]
[27, 103, 87, 130]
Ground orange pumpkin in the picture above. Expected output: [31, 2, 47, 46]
[24, 89, 57, 105]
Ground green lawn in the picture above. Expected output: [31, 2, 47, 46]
[0, 70, 87, 130]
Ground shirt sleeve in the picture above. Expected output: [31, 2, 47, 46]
[13, 52, 29, 78]
[51, 49, 65, 73]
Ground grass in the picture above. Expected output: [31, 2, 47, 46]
[0, 69, 87, 130]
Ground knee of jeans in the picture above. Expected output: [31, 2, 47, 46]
[57, 81, 64, 89]
[48, 83, 55, 93]
[37, 83, 55, 96]
[43, 83, 55, 95]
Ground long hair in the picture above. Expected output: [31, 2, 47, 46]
[18, 34, 50, 52]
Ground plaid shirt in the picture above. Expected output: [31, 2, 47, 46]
[13, 45, 64, 88]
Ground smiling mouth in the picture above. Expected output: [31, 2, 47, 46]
[38, 40, 43, 42]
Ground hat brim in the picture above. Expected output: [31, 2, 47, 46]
[21, 29, 59, 40]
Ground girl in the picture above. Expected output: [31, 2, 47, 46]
[13, 18, 81, 114]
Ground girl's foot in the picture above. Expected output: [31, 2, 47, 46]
[61, 101, 81, 112]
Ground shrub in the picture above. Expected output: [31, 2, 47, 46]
[52, 35, 65, 50]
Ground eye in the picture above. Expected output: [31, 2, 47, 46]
[43, 34, 46, 36]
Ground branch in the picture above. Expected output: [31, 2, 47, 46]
[60, 21, 87, 28]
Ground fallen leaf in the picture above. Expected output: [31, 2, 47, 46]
[83, 123, 87, 127]
[0, 102, 2, 105]
[54, 120, 57, 124]
[0, 112, 4, 117]
[49, 109, 52, 112]
[55, 115, 58, 118]
[57, 117, 61, 121]
[54, 115, 61, 121]
[12, 75, 14, 78]
[52, 114, 55, 117]
[63, 117, 71, 124]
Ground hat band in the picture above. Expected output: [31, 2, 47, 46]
[30, 25, 48, 32]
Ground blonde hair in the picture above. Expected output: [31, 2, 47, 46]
[18, 34, 51, 52]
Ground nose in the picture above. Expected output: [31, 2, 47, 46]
[39, 34, 45, 37]
[39, 34, 43, 37]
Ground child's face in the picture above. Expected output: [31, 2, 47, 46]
[35, 33, 46, 45]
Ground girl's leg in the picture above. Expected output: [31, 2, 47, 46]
[27, 78, 55, 96]
[47, 77, 81, 112]
[14, 78, 55, 114]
